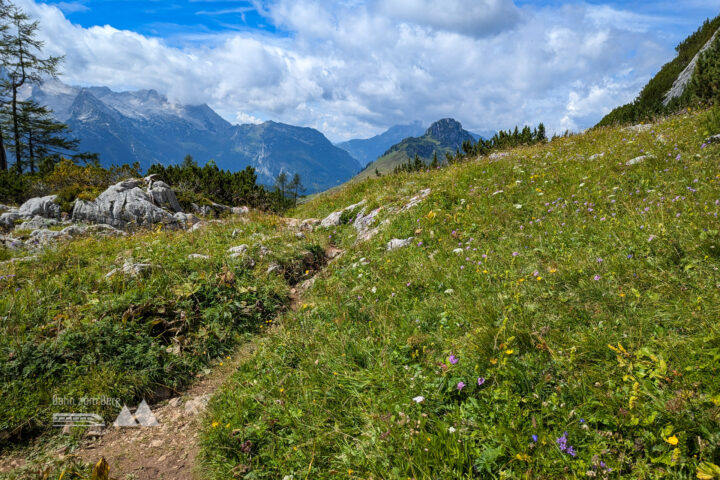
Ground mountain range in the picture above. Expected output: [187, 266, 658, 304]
[26, 80, 363, 193]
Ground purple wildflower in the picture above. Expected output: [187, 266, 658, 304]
[477, 377, 485, 386]
[594, 275, 601, 281]
[457, 382, 465, 391]
[449, 354, 459, 365]
[531, 434, 538, 443]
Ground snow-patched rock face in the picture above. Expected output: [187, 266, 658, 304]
[18, 195, 61, 220]
[72, 179, 180, 229]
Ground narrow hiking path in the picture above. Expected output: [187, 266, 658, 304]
[68, 245, 344, 479]
[73, 341, 258, 480]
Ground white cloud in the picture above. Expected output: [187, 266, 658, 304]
[378, 0, 521, 37]
[235, 112, 264, 124]
[14, 0, 678, 140]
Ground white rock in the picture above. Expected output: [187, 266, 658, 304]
[453, 248, 464, 254]
[387, 237, 414, 251]
[18, 195, 61, 219]
[73, 179, 180, 229]
[228, 245, 248, 255]
[188, 254, 210, 260]
[626, 154, 654, 166]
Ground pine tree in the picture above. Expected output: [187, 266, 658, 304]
[537, 123, 547, 143]
[430, 152, 438, 169]
[290, 173, 304, 206]
[0, 3, 62, 171]
[275, 172, 288, 198]
[7, 100, 93, 174]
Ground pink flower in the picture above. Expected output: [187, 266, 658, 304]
[449, 354, 459, 365]
[457, 382, 465, 391]
[477, 377, 486, 386]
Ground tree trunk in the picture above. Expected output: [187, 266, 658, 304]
[0, 129, 7, 171]
[12, 86, 21, 172]
[28, 130, 34, 174]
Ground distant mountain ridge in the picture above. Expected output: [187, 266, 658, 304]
[355, 118, 476, 180]
[26, 79, 362, 193]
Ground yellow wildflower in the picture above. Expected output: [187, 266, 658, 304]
[665, 435, 679, 446]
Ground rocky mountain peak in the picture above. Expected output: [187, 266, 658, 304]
[425, 118, 474, 147]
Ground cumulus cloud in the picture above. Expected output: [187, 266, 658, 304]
[378, 0, 521, 37]
[13, 0, 680, 140]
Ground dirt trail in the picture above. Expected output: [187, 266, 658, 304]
[75, 341, 257, 480]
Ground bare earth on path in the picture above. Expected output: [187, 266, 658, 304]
[74, 341, 258, 480]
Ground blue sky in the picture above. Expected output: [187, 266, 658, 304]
[16, 0, 720, 140]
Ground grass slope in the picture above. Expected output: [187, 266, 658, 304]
[202, 111, 720, 478]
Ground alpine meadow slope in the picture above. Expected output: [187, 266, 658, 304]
[197, 109, 720, 479]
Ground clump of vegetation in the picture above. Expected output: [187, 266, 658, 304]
[199, 109, 720, 479]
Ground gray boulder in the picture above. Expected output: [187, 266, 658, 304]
[0, 212, 20, 230]
[18, 215, 59, 231]
[387, 237, 414, 251]
[72, 179, 180, 229]
[18, 195, 61, 219]
[145, 177, 182, 213]
[320, 200, 366, 228]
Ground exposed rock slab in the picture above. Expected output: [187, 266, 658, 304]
[18, 195, 60, 220]
[72, 179, 180, 229]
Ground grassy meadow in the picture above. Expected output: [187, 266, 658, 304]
[201, 111, 720, 478]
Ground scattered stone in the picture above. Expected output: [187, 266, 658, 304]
[184, 395, 210, 416]
[705, 134, 720, 144]
[18, 195, 61, 219]
[267, 263, 281, 274]
[17, 215, 59, 231]
[168, 398, 183, 408]
[228, 245, 248, 255]
[190, 221, 206, 232]
[588, 153, 605, 161]
[626, 154, 654, 166]
[231, 206, 250, 215]
[320, 200, 367, 228]
[105, 260, 153, 279]
[489, 152, 509, 160]
[259, 246, 271, 257]
[173, 212, 200, 227]
[400, 189, 431, 211]
[624, 124, 652, 133]
[0, 212, 20, 230]
[188, 254, 210, 260]
[295, 232, 306, 239]
[387, 237, 414, 251]
[453, 248, 464, 254]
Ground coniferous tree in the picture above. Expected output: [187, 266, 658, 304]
[0, 3, 62, 171]
[275, 172, 288, 199]
[290, 173, 304, 206]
